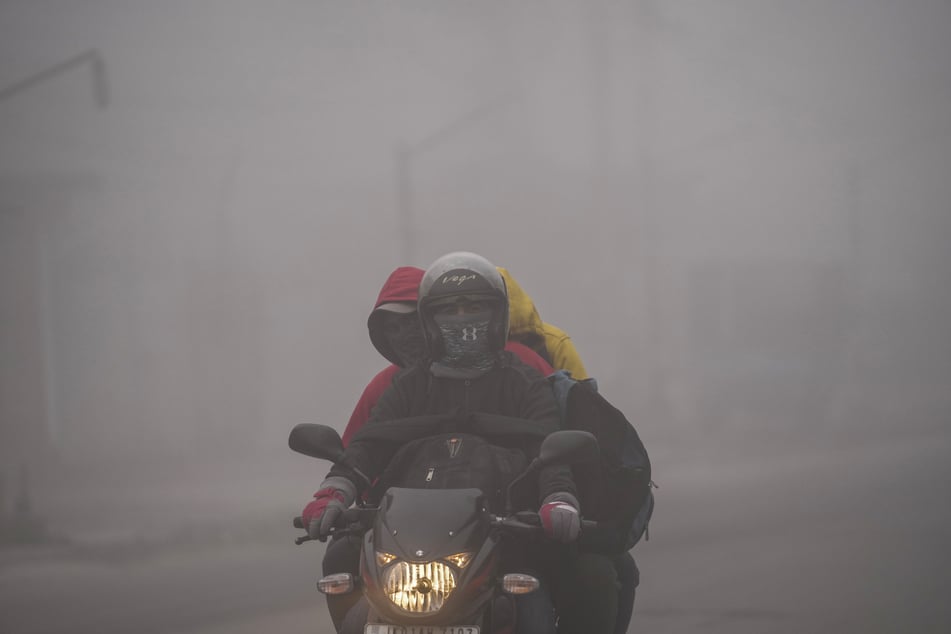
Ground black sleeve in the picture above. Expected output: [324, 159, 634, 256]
[327, 368, 415, 492]
[509, 363, 577, 504]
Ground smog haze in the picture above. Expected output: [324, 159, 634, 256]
[1, 2, 949, 633]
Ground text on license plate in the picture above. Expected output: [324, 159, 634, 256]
[365, 625, 479, 634]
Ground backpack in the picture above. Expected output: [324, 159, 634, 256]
[367, 431, 530, 513]
[549, 370, 655, 554]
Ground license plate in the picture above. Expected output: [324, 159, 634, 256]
[364, 625, 479, 634]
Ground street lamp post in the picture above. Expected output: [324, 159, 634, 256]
[0, 49, 109, 459]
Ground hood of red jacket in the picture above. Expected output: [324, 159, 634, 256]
[368, 266, 424, 366]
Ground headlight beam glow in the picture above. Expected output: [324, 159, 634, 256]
[383, 561, 457, 613]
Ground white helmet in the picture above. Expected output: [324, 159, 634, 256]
[417, 251, 509, 360]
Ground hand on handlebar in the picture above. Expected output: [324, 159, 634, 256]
[294, 506, 375, 544]
[493, 508, 596, 537]
[299, 476, 357, 541]
[302, 487, 347, 540]
[539, 493, 581, 543]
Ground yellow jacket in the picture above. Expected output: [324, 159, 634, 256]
[498, 267, 589, 380]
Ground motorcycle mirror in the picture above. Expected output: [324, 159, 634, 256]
[288, 424, 345, 462]
[503, 430, 600, 515]
[537, 430, 600, 467]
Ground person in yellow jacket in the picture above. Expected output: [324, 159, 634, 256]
[498, 267, 589, 380]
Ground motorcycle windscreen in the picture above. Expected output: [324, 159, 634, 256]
[378, 487, 487, 560]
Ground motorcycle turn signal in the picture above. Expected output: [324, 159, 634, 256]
[317, 573, 356, 595]
[501, 573, 540, 595]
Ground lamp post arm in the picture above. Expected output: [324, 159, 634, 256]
[0, 49, 108, 108]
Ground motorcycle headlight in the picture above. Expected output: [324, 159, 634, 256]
[443, 552, 473, 570]
[382, 561, 457, 614]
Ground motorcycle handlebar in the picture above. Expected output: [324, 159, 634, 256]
[292, 507, 375, 545]
[491, 511, 598, 534]
[294, 509, 598, 544]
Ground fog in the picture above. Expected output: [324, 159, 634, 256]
[1, 1, 949, 632]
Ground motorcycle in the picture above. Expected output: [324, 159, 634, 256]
[289, 423, 599, 634]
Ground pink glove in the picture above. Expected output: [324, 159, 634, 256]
[301, 477, 355, 539]
[539, 493, 581, 543]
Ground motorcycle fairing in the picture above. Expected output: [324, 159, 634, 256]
[361, 487, 501, 626]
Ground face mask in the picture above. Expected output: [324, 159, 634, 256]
[432, 311, 495, 372]
[382, 312, 426, 367]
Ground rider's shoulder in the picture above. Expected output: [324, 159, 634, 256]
[499, 350, 549, 384]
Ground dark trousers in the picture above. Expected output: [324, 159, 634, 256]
[548, 549, 639, 634]
[613, 552, 639, 634]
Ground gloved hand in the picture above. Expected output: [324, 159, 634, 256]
[539, 492, 581, 543]
[301, 476, 356, 539]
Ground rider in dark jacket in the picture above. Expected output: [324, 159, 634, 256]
[336, 353, 572, 502]
[322, 264, 556, 633]
[302, 251, 581, 634]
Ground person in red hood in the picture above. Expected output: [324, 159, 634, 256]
[321, 264, 555, 633]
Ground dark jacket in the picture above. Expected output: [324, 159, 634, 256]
[330, 351, 574, 507]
